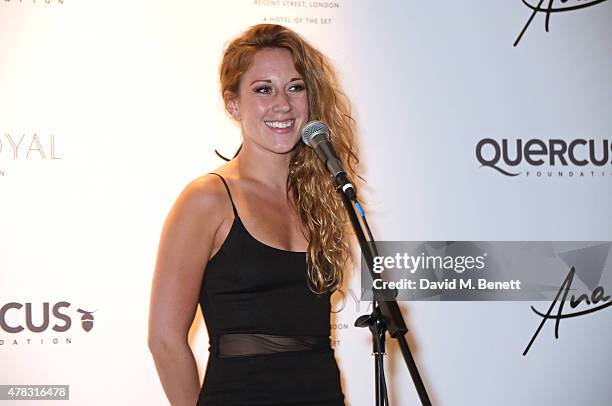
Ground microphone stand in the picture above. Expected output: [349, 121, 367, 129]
[334, 177, 432, 406]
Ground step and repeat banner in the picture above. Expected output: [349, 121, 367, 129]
[1, 1, 611, 405]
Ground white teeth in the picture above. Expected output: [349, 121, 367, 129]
[265, 120, 294, 129]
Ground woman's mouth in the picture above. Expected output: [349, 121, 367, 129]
[264, 119, 295, 130]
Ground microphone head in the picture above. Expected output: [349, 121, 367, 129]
[301, 120, 330, 147]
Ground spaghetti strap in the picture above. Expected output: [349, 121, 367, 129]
[208, 172, 239, 218]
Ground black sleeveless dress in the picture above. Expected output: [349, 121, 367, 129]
[196, 173, 345, 406]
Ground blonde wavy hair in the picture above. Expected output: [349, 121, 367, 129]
[220, 24, 360, 294]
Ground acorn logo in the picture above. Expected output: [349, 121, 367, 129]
[77, 309, 95, 332]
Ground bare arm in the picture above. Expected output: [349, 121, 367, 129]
[148, 177, 225, 406]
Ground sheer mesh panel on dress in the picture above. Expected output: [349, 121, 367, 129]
[218, 333, 330, 358]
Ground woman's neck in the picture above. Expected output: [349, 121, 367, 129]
[232, 145, 292, 193]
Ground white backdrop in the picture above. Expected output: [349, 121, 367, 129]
[2, 1, 611, 405]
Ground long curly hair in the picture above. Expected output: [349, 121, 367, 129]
[220, 24, 360, 294]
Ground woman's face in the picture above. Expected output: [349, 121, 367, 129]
[227, 47, 309, 155]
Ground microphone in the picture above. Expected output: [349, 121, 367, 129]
[301, 120, 357, 201]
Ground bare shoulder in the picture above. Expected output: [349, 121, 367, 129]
[181, 173, 227, 204]
[169, 173, 231, 228]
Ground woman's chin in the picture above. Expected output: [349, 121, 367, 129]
[268, 139, 302, 154]
[270, 145, 299, 155]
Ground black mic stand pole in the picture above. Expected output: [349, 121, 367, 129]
[334, 177, 432, 406]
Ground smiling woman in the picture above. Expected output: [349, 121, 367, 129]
[225, 47, 309, 155]
[148, 24, 359, 406]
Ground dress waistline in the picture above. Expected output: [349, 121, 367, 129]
[211, 333, 331, 358]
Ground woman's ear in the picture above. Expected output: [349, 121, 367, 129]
[224, 91, 241, 121]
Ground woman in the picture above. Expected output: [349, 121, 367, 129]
[148, 24, 359, 405]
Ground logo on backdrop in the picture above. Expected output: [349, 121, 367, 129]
[329, 287, 374, 348]
[254, 0, 340, 26]
[475, 138, 612, 178]
[0, 301, 95, 347]
[523, 243, 611, 355]
[514, 0, 610, 46]
[0, 133, 61, 160]
[0, 133, 62, 178]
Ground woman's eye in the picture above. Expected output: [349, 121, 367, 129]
[255, 86, 272, 94]
[289, 84, 305, 92]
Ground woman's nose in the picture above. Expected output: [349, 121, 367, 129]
[273, 92, 292, 113]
